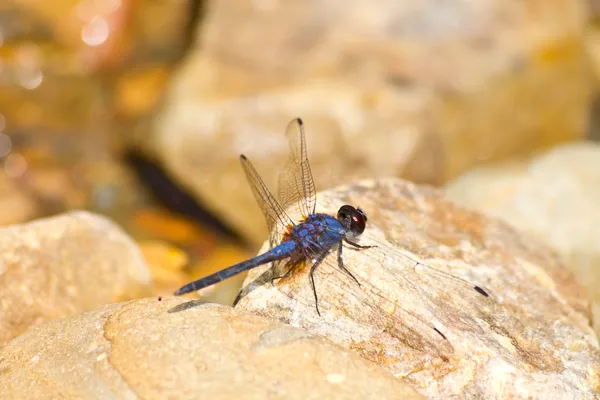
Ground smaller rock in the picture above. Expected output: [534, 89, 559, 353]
[0, 211, 152, 348]
[0, 297, 421, 400]
[445, 142, 600, 334]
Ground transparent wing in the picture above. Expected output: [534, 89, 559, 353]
[271, 233, 494, 363]
[278, 118, 317, 223]
[240, 155, 294, 247]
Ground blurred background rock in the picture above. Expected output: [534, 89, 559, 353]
[0, 0, 598, 308]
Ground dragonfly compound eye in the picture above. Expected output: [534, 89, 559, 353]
[356, 207, 367, 222]
[337, 205, 352, 224]
[337, 205, 367, 236]
[350, 208, 367, 235]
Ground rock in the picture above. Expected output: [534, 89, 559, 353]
[0, 211, 152, 348]
[234, 178, 600, 398]
[0, 297, 421, 400]
[445, 142, 600, 335]
[149, 0, 591, 244]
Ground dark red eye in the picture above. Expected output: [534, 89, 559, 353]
[356, 208, 367, 222]
[337, 205, 367, 235]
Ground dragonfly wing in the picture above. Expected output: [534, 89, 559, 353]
[352, 236, 493, 333]
[240, 155, 294, 247]
[270, 233, 494, 363]
[278, 118, 317, 223]
[272, 250, 456, 360]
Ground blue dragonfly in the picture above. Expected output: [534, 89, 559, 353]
[175, 118, 377, 315]
[174, 118, 489, 328]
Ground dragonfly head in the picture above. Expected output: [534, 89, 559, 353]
[337, 205, 367, 238]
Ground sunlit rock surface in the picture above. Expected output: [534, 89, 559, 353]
[0, 298, 421, 400]
[0, 211, 152, 348]
[235, 178, 600, 398]
[446, 142, 600, 335]
[150, 0, 591, 245]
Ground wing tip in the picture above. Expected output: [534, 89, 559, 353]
[474, 285, 489, 297]
[433, 327, 448, 341]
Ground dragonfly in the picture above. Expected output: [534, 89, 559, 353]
[174, 118, 490, 327]
[175, 118, 379, 315]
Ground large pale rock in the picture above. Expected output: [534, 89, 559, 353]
[150, 0, 591, 244]
[235, 178, 600, 398]
[0, 211, 152, 348]
[0, 297, 421, 399]
[445, 142, 600, 334]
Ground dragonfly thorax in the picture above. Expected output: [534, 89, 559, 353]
[285, 213, 345, 255]
[283, 205, 369, 256]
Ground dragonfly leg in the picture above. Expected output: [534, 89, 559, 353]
[308, 251, 329, 316]
[337, 241, 361, 287]
[270, 260, 297, 284]
[344, 238, 376, 250]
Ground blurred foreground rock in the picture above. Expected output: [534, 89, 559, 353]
[446, 142, 600, 334]
[0, 211, 152, 348]
[0, 297, 421, 400]
[149, 0, 591, 245]
[235, 178, 600, 398]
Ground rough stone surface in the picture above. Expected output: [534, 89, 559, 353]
[0, 211, 152, 348]
[0, 297, 421, 400]
[445, 142, 600, 334]
[235, 178, 600, 399]
[150, 0, 591, 244]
